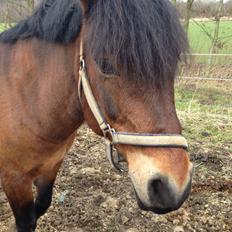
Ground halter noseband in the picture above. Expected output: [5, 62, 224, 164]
[78, 41, 188, 171]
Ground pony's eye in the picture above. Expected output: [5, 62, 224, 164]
[96, 60, 118, 76]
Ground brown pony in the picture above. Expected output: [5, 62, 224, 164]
[0, 0, 193, 231]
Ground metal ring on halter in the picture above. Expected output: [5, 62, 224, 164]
[80, 59, 85, 70]
[102, 124, 115, 140]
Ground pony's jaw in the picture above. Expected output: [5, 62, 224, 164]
[126, 149, 193, 214]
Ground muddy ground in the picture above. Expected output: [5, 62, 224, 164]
[0, 125, 231, 232]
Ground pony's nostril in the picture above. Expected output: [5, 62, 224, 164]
[150, 178, 164, 200]
[151, 178, 163, 192]
[148, 176, 174, 208]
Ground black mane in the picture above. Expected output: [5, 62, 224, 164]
[85, 0, 188, 85]
[0, 0, 188, 86]
[0, 0, 82, 43]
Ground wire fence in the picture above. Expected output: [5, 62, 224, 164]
[177, 53, 232, 121]
[189, 53, 232, 57]
[179, 53, 232, 81]
[178, 77, 232, 81]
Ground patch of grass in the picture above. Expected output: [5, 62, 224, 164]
[179, 112, 232, 154]
[175, 79, 232, 154]
[0, 23, 14, 32]
[175, 79, 232, 117]
[0, 23, 7, 32]
[188, 20, 232, 54]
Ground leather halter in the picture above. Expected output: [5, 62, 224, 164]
[78, 41, 188, 171]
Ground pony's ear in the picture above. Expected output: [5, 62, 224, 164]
[79, 0, 95, 14]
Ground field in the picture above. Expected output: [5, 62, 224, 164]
[188, 20, 232, 54]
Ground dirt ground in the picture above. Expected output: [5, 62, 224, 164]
[0, 125, 231, 232]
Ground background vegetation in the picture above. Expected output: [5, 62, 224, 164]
[189, 20, 232, 53]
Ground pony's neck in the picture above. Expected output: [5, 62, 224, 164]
[0, 37, 84, 144]
[32, 38, 84, 142]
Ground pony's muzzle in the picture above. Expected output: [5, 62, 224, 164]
[134, 169, 193, 214]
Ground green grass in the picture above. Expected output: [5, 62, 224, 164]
[0, 24, 5, 32]
[180, 112, 232, 154]
[175, 79, 232, 116]
[0, 23, 15, 32]
[188, 20, 232, 54]
[175, 80, 232, 153]
[0, 23, 9, 32]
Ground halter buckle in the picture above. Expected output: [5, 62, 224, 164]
[102, 124, 115, 141]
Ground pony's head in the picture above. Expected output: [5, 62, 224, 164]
[78, 0, 193, 214]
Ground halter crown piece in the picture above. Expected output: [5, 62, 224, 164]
[78, 40, 188, 171]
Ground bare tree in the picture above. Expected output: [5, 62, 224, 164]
[184, 0, 194, 33]
[0, 0, 40, 23]
[225, 0, 232, 15]
[210, 0, 224, 54]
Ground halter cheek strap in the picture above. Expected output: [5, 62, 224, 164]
[78, 40, 188, 171]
